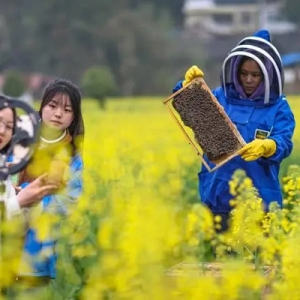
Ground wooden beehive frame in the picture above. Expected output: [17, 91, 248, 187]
[164, 261, 274, 299]
[165, 261, 274, 277]
[163, 77, 246, 172]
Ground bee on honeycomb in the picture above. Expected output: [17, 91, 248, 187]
[172, 82, 242, 164]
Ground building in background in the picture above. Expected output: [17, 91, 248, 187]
[183, 0, 297, 37]
[181, 0, 300, 94]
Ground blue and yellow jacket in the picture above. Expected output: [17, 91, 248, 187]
[18, 154, 83, 278]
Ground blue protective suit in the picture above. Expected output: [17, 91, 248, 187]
[173, 30, 295, 213]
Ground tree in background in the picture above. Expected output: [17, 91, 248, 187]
[80, 66, 117, 109]
[101, 3, 205, 96]
[0, 0, 207, 97]
[2, 70, 26, 98]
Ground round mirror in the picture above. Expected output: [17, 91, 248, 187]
[0, 98, 40, 179]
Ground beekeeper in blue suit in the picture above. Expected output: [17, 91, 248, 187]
[173, 29, 295, 232]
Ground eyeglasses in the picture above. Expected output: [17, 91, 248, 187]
[0, 118, 13, 131]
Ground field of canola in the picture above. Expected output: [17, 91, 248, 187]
[4, 97, 300, 299]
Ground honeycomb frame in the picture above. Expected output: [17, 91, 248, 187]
[163, 77, 246, 172]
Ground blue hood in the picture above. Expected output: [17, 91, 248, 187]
[221, 29, 284, 107]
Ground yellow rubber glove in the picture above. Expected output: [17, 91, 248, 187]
[182, 65, 204, 87]
[238, 139, 276, 162]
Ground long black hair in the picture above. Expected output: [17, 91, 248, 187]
[0, 95, 17, 154]
[39, 79, 85, 155]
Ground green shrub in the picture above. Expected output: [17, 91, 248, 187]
[2, 70, 26, 98]
[80, 66, 117, 109]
